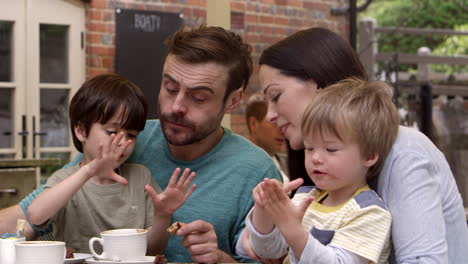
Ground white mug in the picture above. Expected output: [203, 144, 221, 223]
[89, 228, 148, 261]
[0, 237, 26, 264]
[15, 241, 65, 264]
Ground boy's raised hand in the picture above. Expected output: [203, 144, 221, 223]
[145, 168, 196, 217]
[85, 132, 131, 185]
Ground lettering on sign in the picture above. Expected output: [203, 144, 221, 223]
[134, 14, 160, 32]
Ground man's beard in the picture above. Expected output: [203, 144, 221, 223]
[160, 112, 223, 146]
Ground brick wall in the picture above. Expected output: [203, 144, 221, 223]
[84, 0, 349, 137]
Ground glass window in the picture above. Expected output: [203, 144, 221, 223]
[40, 24, 69, 83]
[0, 21, 13, 82]
[40, 88, 69, 147]
[0, 88, 14, 148]
[40, 152, 70, 183]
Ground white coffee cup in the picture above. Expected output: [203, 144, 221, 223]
[89, 228, 148, 261]
[15, 241, 65, 264]
[0, 237, 26, 264]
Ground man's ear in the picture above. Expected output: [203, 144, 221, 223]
[224, 88, 243, 113]
[363, 154, 379, 168]
[248, 116, 258, 134]
[74, 125, 87, 142]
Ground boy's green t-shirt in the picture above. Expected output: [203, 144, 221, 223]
[43, 163, 159, 253]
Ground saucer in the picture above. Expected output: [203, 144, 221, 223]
[65, 253, 93, 263]
[84, 256, 155, 264]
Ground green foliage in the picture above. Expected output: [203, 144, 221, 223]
[360, 0, 468, 72]
[432, 24, 468, 74]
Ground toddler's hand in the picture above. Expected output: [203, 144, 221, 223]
[145, 168, 196, 218]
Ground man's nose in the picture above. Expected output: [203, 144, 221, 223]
[172, 93, 188, 114]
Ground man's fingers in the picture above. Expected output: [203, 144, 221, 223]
[283, 178, 304, 193]
[189, 251, 218, 264]
[177, 220, 213, 236]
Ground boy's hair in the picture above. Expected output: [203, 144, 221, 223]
[165, 26, 253, 102]
[245, 94, 268, 133]
[69, 74, 148, 152]
[301, 77, 399, 179]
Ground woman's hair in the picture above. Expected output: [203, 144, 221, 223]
[69, 74, 148, 152]
[165, 26, 253, 102]
[260, 27, 367, 88]
[301, 78, 400, 179]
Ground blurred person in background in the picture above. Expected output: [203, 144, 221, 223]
[245, 94, 289, 185]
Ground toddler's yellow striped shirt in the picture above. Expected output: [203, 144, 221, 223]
[292, 185, 391, 263]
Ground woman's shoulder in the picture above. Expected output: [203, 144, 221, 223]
[390, 126, 440, 157]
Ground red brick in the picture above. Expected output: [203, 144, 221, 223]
[193, 8, 206, 17]
[231, 12, 245, 30]
[244, 34, 260, 43]
[87, 33, 101, 44]
[260, 35, 276, 43]
[273, 26, 286, 35]
[288, 0, 302, 7]
[245, 14, 258, 23]
[146, 5, 164, 12]
[274, 0, 287, 5]
[129, 3, 145, 10]
[274, 17, 288, 26]
[90, 0, 107, 9]
[304, 2, 329, 10]
[87, 68, 112, 78]
[88, 22, 107, 33]
[88, 46, 115, 56]
[101, 57, 114, 68]
[102, 11, 114, 22]
[87, 10, 103, 20]
[231, 114, 245, 124]
[231, 1, 246, 11]
[187, 0, 205, 7]
[260, 15, 274, 24]
[165, 6, 184, 13]
[246, 3, 256, 12]
[88, 56, 101, 67]
[288, 18, 303, 27]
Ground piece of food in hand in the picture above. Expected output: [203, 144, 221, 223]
[167, 221, 183, 235]
[154, 254, 168, 264]
[66, 247, 75, 259]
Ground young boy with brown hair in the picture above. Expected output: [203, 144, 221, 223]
[246, 78, 400, 264]
[27, 74, 196, 256]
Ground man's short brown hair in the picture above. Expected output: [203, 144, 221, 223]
[69, 74, 148, 152]
[301, 77, 400, 179]
[165, 26, 253, 102]
[245, 94, 268, 133]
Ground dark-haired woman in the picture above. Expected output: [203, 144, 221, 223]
[239, 27, 468, 264]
